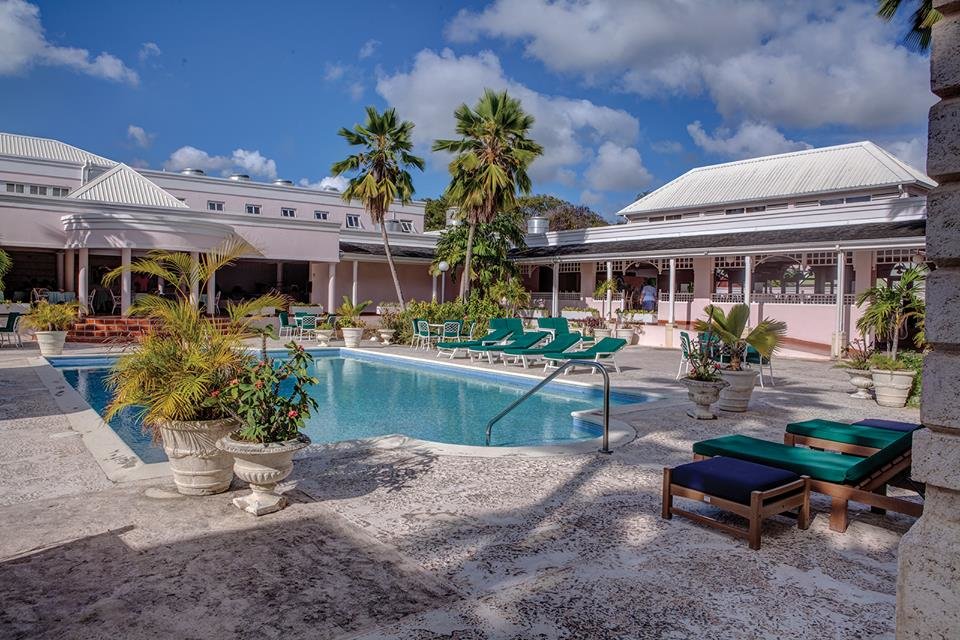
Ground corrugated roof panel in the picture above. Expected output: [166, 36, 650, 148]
[621, 141, 935, 215]
[0, 132, 115, 166]
[67, 164, 188, 209]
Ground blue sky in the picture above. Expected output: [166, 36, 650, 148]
[0, 0, 934, 218]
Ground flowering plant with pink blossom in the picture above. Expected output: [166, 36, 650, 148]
[217, 342, 319, 443]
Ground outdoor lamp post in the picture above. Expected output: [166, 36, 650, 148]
[438, 261, 449, 303]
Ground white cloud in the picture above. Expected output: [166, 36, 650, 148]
[375, 48, 640, 187]
[584, 142, 652, 191]
[347, 81, 364, 101]
[358, 39, 380, 59]
[298, 176, 349, 192]
[138, 42, 161, 63]
[886, 137, 927, 171]
[687, 121, 811, 159]
[163, 146, 278, 179]
[447, 0, 933, 130]
[126, 124, 154, 148]
[324, 62, 346, 81]
[0, 0, 138, 85]
[579, 190, 603, 206]
[650, 140, 683, 154]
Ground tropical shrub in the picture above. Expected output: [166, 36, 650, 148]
[382, 292, 506, 345]
[856, 265, 926, 362]
[686, 335, 722, 382]
[0, 249, 11, 296]
[693, 304, 787, 371]
[488, 278, 531, 316]
[22, 300, 79, 332]
[335, 296, 372, 329]
[837, 338, 875, 371]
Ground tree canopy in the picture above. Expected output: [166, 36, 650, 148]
[513, 194, 608, 231]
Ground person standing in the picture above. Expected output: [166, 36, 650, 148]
[640, 279, 658, 311]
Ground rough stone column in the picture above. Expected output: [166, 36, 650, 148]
[896, 3, 960, 637]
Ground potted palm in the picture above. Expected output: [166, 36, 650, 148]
[836, 338, 875, 399]
[336, 296, 371, 347]
[22, 300, 78, 356]
[105, 238, 286, 495]
[678, 334, 728, 419]
[216, 342, 318, 515]
[315, 319, 335, 346]
[694, 304, 786, 412]
[856, 265, 926, 408]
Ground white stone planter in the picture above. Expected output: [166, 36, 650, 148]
[341, 327, 363, 348]
[35, 330, 67, 356]
[718, 369, 759, 412]
[871, 368, 916, 408]
[561, 310, 596, 320]
[844, 368, 874, 399]
[378, 329, 396, 345]
[594, 328, 612, 340]
[315, 329, 334, 346]
[680, 378, 729, 419]
[158, 418, 237, 495]
[216, 433, 311, 515]
[615, 328, 635, 344]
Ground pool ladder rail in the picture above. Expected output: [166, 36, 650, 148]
[484, 360, 612, 453]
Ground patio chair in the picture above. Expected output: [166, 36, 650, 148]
[278, 311, 294, 338]
[744, 344, 774, 387]
[110, 291, 122, 315]
[676, 331, 693, 379]
[462, 320, 477, 340]
[501, 332, 582, 368]
[0, 312, 23, 348]
[297, 315, 318, 341]
[542, 337, 628, 374]
[440, 320, 463, 343]
[467, 331, 549, 364]
[692, 430, 923, 532]
[435, 326, 517, 359]
[416, 319, 440, 350]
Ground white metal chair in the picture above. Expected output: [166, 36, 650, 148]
[416, 319, 439, 350]
[676, 331, 692, 379]
[0, 313, 24, 348]
[297, 315, 318, 341]
[110, 291, 122, 314]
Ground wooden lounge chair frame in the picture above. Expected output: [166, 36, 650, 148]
[662, 468, 810, 550]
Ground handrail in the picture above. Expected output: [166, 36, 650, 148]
[484, 360, 612, 453]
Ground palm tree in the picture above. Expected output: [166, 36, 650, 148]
[694, 304, 787, 371]
[0, 249, 11, 296]
[856, 264, 927, 361]
[433, 89, 543, 299]
[331, 106, 424, 311]
[430, 209, 526, 295]
[877, 0, 942, 52]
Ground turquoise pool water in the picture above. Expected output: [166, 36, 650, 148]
[54, 351, 648, 461]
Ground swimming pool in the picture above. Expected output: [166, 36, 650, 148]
[52, 350, 649, 461]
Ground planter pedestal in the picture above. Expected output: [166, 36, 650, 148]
[159, 418, 238, 495]
[844, 369, 874, 399]
[316, 330, 333, 347]
[217, 434, 311, 515]
[379, 329, 396, 345]
[680, 378, 728, 419]
[718, 369, 759, 412]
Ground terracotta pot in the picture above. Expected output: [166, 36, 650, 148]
[35, 330, 67, 356]
[158, 418, 237, 495]
[680, 378, 729, 419]
[216, 433, 311, 515]
[718, 369, 759, 412]
[871, 368, 916, 408]
[341, 327, 363, 348]
[844, 368, 874, 399]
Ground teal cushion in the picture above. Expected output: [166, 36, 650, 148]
[843, 431, 914, 485]
[786, 419, 905, 450]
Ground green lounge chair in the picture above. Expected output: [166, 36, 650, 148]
[489, 317, 525, 334]
[435, 326, 517, 359]
[542, 337, 627, 374]
[468, 331, 549, 364]
[536, 317, 571, 336]
[693, 431, 922, 532]
[501, 332, 582, 368]
[784, 418, 921, 456]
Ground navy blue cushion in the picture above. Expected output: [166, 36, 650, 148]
[670, 456, 800, 505]
[853, 419, 921, 433]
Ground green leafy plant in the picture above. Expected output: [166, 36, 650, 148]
[897, 350, 924, 407]
[335, 296, 371, 329]
[488, 278, 531, 316]
[380, 292, 506, 345]
[686, 334, 722, 382]
[869, 353, 910, 372]
[836, 338, 875, 371]
[431, 210, 527, 296]
[22, 300, 79, 332]
[0, 249, 11, 296]
[693, 304, 787, 371]
[856, 265, 926, 363]
[217, 342, 319, 443]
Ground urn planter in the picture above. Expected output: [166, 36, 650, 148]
[680, 378, 729, 419]
[594, 328, 612, 340]
[718, 369, 759, 412]
[315, 329, 334, 346]
[158, 418, 238, 495]
[341, 327, 363, 348]
[378, 329, 396, 345]
[216, 433, 311, 515]
[844, 368, 874, 399]
[870, 369, 915, 408]
[35, 330, 67, 356]
[615, 328, 635, 344]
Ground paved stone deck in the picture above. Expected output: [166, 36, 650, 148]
[0, 339, 921, 639]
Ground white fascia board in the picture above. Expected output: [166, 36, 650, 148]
[340, 228, 438, 248]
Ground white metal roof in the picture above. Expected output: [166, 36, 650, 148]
[0, 132, 115, 167]
[620, 141, 936, 216]
[67, 164, 189, 209]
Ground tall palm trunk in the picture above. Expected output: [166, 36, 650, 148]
[380, 224, 406, 311]
[459, 221, 477, 299]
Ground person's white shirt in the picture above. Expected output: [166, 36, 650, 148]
[641, 284, 657, 301]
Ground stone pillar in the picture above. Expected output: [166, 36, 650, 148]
[308, 261, 323, 305]
[327, 262, 337, 313]
[189, 252, 200, 308]
[56, 253, 64, 290]
[65, 248, 75, 293]
[551, 262, 560, 318]
[352, 260, 359, 305]
[206, 272, 216, 317]
[896, 6, 960, 638]
[120, 248, 132, 316]
[832, 251, 846, 358]
[77, 248, 89, 316]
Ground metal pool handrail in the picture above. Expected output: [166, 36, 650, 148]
[484, 360, 612, 453]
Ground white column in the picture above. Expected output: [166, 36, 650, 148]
[77, 248, 89, 316]
[551, 262, 560, 317]
[308, 261, 323, 305]
[189, 251, 200, 308]
[743, 255, 752, 306]
[276, 262, 284, 288]
[120, 248, 132, 316]
[157, 277, 165, 295]
[606, 260, 613, 320]
[833, 251, 846, 358]
[431, 274, 438, 302]
[56, 253, 64, 290]
[65, 249, 75, 293]
[206, 272, 216, 317]
[351, 260, 359, 305]
[327, 262, 337, 312]
[668, 258, 677, 324]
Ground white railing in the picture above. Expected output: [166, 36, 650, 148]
[530, 292, 582, 303]
[659, 292, 694, 302]
[711, 293, 745, 303]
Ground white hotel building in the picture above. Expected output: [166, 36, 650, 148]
[0, 133, 932, 355]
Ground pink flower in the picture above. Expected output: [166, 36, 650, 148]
[210, 389, 221, 398]
[229, 378, 239, 386]
[287, 409, 298, 418]
[255, 380, 264, 389]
